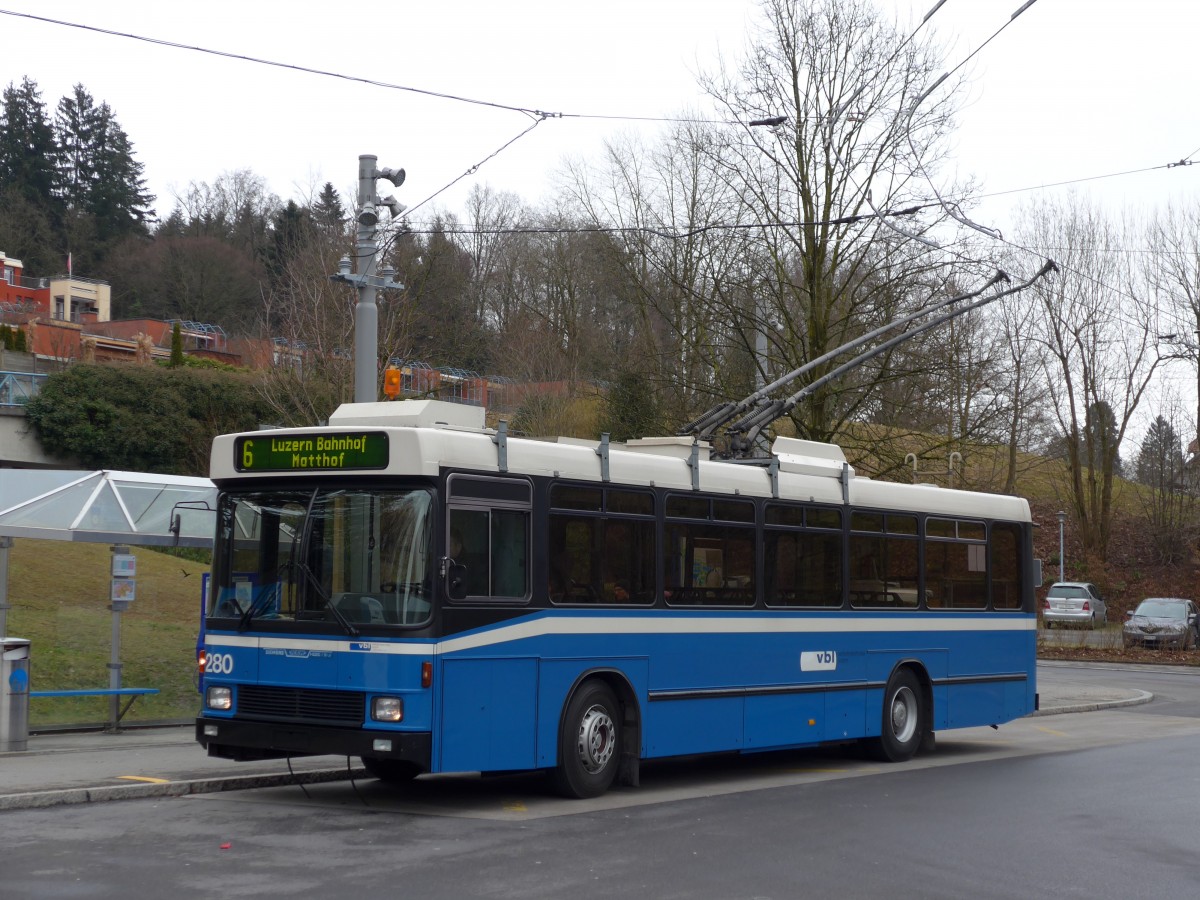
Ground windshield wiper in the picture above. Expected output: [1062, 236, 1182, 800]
[238, 587, 277, 632]
[293, 560, 358, 636]
[236, 562, 357, 635]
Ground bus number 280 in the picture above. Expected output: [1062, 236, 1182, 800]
[206, 652, 234, 675]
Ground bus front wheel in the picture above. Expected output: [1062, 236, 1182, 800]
[552, 680, 621, 799]
[867, 668, 925, 762]
[361, 757, 421, 784]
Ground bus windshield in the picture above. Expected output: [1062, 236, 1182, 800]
[208, 487, 434, 629]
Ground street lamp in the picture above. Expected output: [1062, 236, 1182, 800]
[1056, 511, 1067, 582]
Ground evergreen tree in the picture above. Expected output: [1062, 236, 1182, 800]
[54, 84, 101, 209]
[600, 370, 664, 441]
[1135, 415, 1184, 490]
[0, 184, 58, 274]
[156, 208, 187, 238]
[1083, 400, 1123, 477]
[266, 200, 315, 284]
[54, 85, 154, 254]
[312, 182, 347, 236]
[0, 77, 62, 223]
[86, 102, 154, 241]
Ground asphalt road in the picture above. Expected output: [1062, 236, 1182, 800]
[4, 663, 1200, 899]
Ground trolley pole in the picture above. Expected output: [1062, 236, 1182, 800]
[332, 154, 407, 404]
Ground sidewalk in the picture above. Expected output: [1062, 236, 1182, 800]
[0, 724, 365, 811]
[0, 677, 1154, 812]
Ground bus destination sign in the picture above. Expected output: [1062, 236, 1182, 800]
[235, 432, 389, 472]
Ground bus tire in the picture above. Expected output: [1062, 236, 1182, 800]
[868, 668, 924, 762]
[361, 757, 421, 784]
[552, 680, 621, 799]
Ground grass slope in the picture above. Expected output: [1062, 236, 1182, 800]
[5, 538, 205, 726]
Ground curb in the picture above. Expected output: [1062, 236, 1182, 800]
[1029, 689, 1154, 717]
[0, 766, 367, 812]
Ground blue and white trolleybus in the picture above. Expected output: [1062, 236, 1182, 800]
[196, 398, 1037, 797]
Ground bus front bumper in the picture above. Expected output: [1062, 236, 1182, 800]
[196, 716, 432, 766]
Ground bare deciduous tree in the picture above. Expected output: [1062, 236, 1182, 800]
[697, 0, 972, 445]
[566, 0, 993, 457]
[1021, 196, 1162, 559]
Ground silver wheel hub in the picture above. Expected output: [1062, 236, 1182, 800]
[890, 686, 918, 744]
[575, 703, 616, 774]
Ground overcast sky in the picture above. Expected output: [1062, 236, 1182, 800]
[4, 0, 1197, 231]
[5, 0, 1200, 436]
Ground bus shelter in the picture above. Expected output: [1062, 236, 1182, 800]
[0, 469, 216, 744]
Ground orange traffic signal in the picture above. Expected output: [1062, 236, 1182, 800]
[383, 366, 401, 400]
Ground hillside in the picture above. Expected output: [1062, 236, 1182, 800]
[1028, 495, 1198, 620]
[5, 539, 206, 726]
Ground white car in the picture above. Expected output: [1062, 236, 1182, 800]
[1042, 581, 1107, 629]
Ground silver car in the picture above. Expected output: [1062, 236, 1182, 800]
[1123, 598, 1200, 650]
[1042, 581, 1107, 629]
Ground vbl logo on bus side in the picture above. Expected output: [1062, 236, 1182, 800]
[800, 650, 837, 672]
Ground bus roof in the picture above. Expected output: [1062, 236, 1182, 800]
[210, 400, 1030, 523]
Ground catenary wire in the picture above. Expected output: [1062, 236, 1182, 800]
[9, 3, 1182, 340]
[0, 7, 733, 126]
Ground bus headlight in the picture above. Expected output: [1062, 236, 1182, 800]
[372, 696, 404, 722]
[206, 685, 232, 711]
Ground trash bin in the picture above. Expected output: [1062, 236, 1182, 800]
[1, 637, 31, 752]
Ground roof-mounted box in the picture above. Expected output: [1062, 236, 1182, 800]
[328, 399, 487, 430]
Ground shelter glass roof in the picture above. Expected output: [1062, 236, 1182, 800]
[0, 470, 216, 547]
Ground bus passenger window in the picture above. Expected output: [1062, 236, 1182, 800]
[491, 509, 528, 598]
[548, 507, 654, 605]
[449, 512, 489, 596]
[992, 523, 1023, 609]
[765, 530, 842, 607]
[448, 506, 529, 601]
[849, 531, 918, 609]
[665, 520, 755, 606]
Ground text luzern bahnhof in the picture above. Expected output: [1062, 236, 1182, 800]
[234, 432, 389, 472]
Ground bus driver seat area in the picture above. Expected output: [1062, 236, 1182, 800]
[333, 593, 386, 624]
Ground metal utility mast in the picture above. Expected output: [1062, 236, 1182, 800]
[331, 154, 407, 403]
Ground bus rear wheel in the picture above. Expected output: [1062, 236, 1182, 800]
[361, 757, 421, 784]
[552, 680, 621, 799]
[867, 668, 925, 762]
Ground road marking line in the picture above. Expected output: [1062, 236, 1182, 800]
[117, 776, 170, 784]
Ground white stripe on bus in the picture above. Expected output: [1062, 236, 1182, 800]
[206, 613, 1035, 657]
